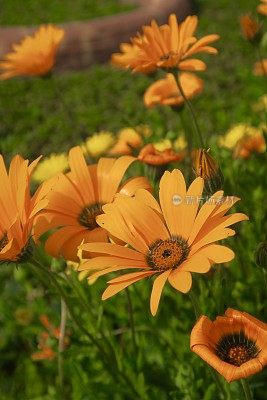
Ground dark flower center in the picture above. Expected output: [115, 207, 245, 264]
[146, 236, 189, 271]
[78, 203, 103, 230]
[215, 330, 259, 367]
[0, 234, 8, 251]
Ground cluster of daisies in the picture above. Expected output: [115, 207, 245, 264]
[0, 1, 267, 391]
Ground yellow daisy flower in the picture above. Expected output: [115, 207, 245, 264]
[82, 131, 115, 158]
[32, 153, 68, 183]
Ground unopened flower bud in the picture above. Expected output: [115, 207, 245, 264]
[193, 148, 224, 194]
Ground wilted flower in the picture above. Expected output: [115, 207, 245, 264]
[112, 14, 219, 73]
[143, 73, 203, 108]
[240, 15, 262, 43]
[82, 131, 115, 158]
[0, 25, 64, 79]
[190, 308, 267, 382]
[32, 153, 69, 183]
[138, 143, 182, 165]
[79, 170, 248, 316]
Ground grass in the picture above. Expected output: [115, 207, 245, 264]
[0, 0, 136, 25]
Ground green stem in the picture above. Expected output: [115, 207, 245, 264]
[125, 288, 137, 355]
[174, 73, 205, 148]
[189, 290, 202, 319]
[209, 368, 228, 400]
[63, 271, 117, 362]
[30, 259, 140, 399]
[178, 107, 194, 155]
[189, 289, 229, 399]
[58, 298, 67, 395]
[30, 259, 110, 362]
[241, 379, 253, 400]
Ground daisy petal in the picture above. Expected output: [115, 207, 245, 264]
[168, 270, 192, 292]
[150, 270, 171, 316]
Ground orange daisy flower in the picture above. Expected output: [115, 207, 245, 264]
[36, 146, 151, 262]
[0, 154, 50, 263]
[190, 308, 267, 382]
[144, 72, 203, 108]
[111, 42, 157, 74]
[79, 169, 248, 316]
[257, 0, 267, 16]
[138, 143, 182, 165]
[112, 14, 219, 73]
[109, 128, 143, 156]
[0, 25, 64, 79]
[234, 132, 266, 158]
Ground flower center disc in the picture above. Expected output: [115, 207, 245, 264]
[216, 331, 259, 367]
[78, 203, 103, 230]
[147, 236, 189, 271]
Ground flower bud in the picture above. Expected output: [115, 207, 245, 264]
[193, 148, 224, 194]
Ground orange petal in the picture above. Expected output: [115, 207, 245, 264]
[150, 270, 171, 316]
[79, 242, 145, 261]
[68, 146, 95, 204]
[168, 269, 192, 292]
[98, 156, 136, 203]
[191, 244, 235, 263]
[159, 169, 187, 236]
[102, 271, 154, 300]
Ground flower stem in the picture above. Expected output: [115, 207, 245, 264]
[30, 259, 140, 398]
[125, 288, 137, 355]
[189, 288, 229, 400]
[58, 298, 67, 394]
[208, 367, 228, 400]
[174, 73, 205, 148]
[241, 379, 253, 400]
[30, 259, 110, 362]
[189, 290, 202, 319]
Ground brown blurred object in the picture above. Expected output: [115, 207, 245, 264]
[0, 0, 193, 72]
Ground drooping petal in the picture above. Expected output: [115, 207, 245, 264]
[150, 270, 171, 316]
[168, 269, 192, 292]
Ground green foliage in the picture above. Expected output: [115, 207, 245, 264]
[0, 0, 136, 25]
